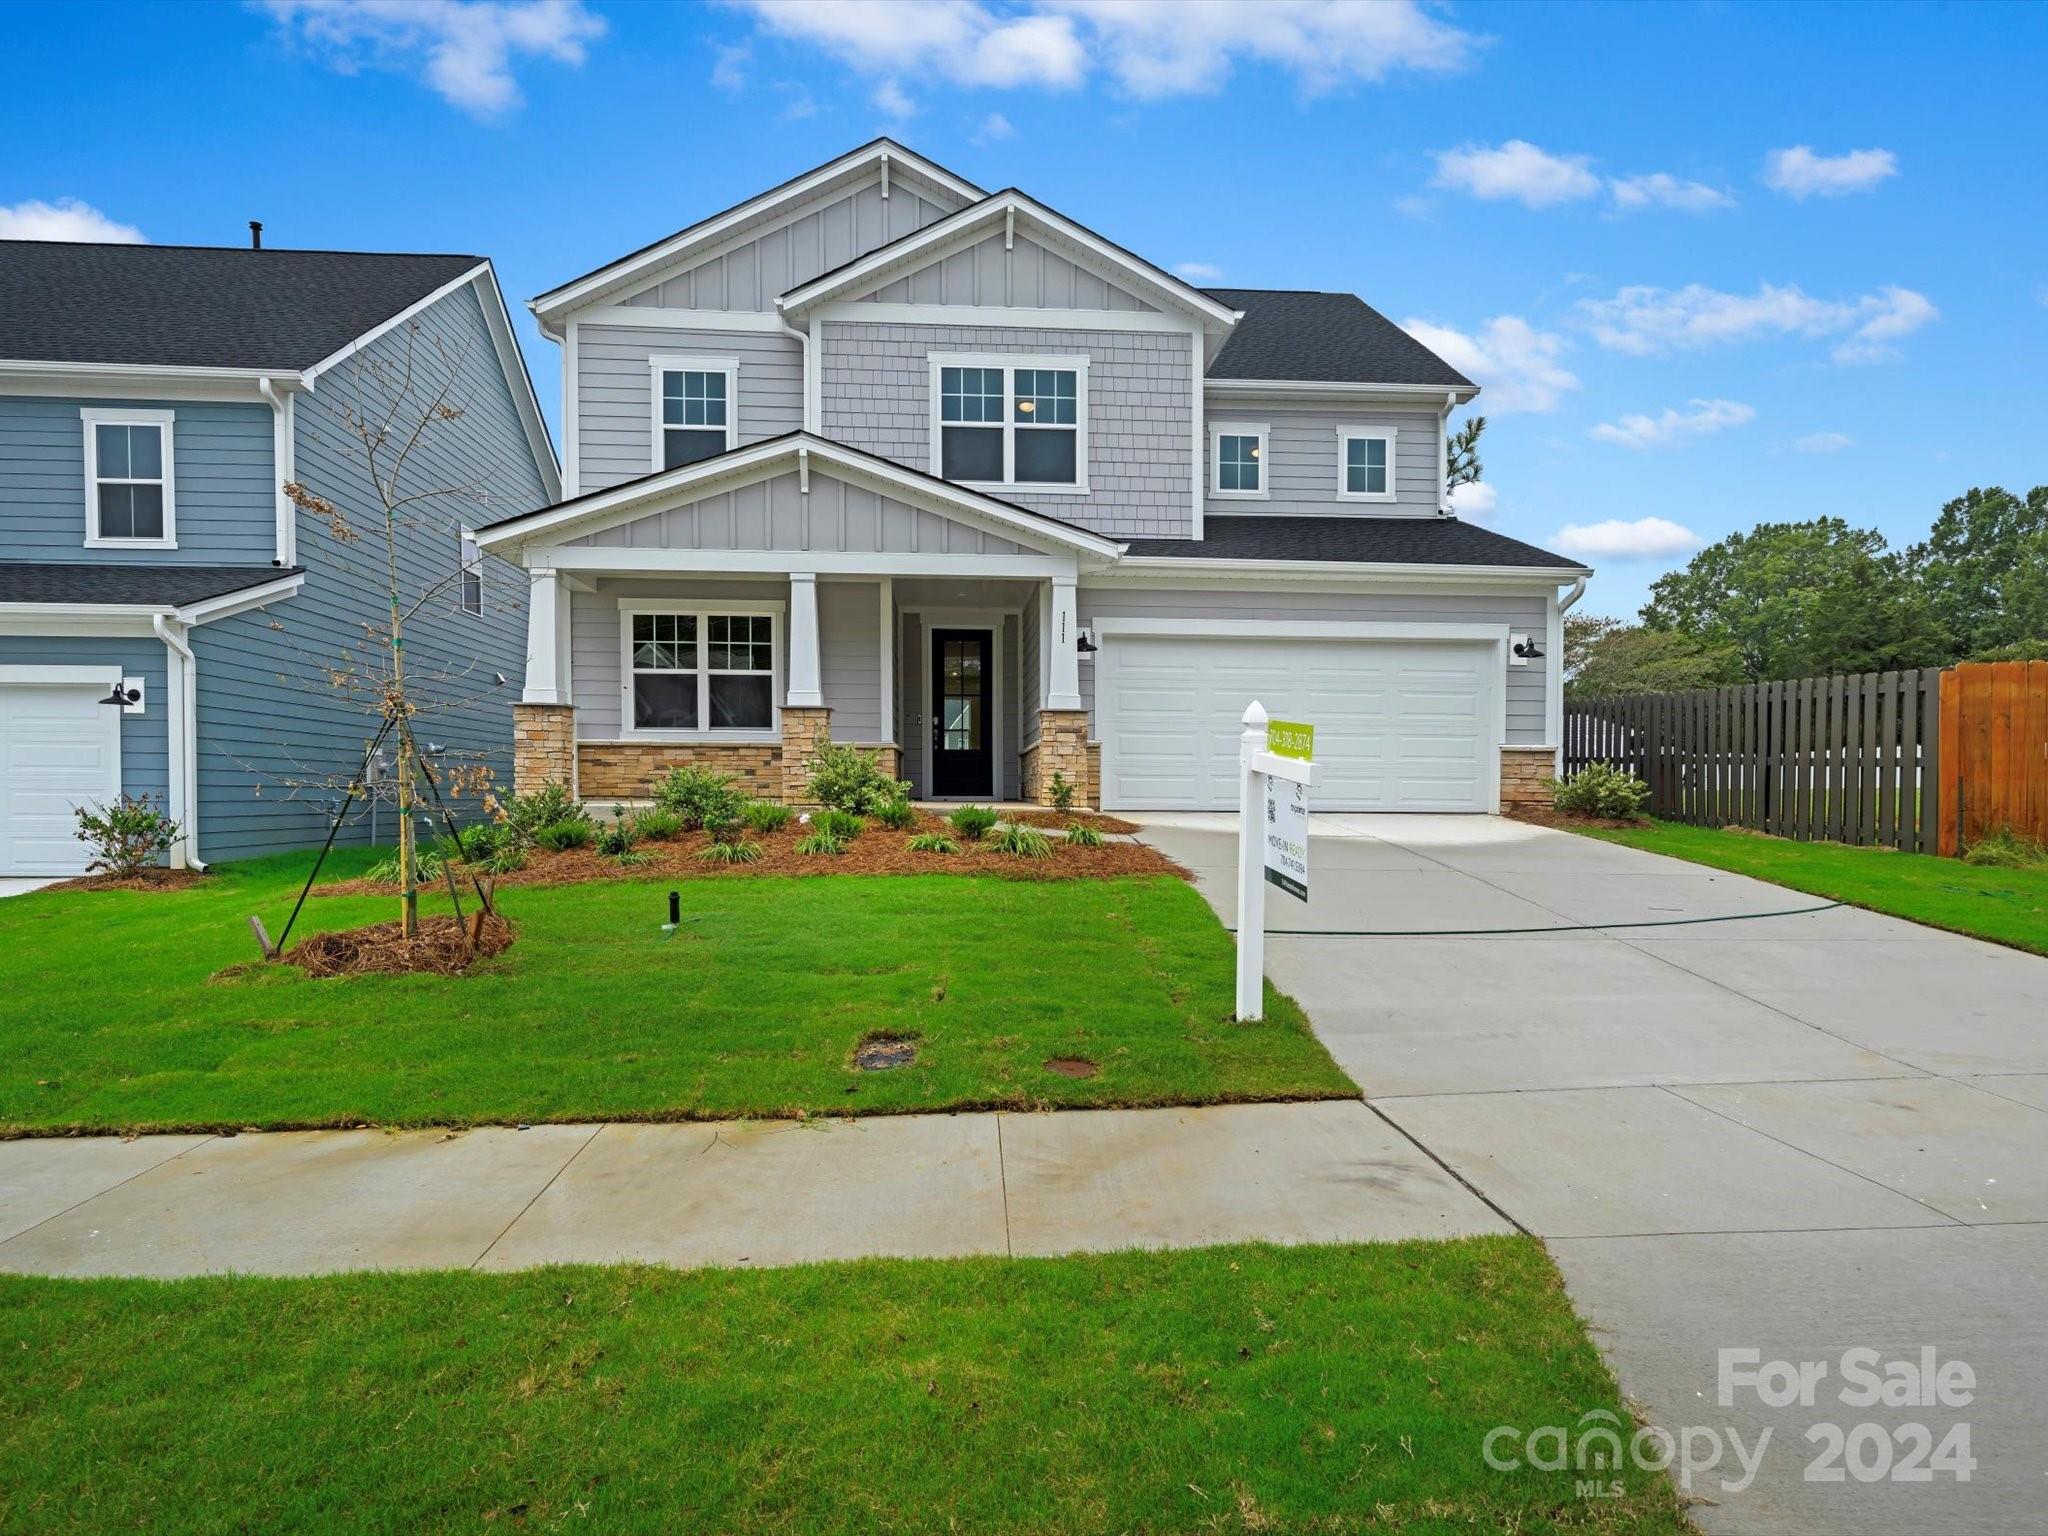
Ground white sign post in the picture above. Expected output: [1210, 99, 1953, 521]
[1235, 701, 1314, 1021]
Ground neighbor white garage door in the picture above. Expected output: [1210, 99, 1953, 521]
[0, 682, 121, 875]
[1097, 634, 1499, 812]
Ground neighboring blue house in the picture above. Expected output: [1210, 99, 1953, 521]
[0, 240, 560, 874]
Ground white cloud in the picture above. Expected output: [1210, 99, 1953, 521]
[259, 0, 605, 116]
[733, 0, 1476, 99]
[1552, 517, 1702, 561]
[1173, 260, 1223, 282]
[1590, 398, 1755, 450]
[710, 40, 749, 92]
[1764, 145, 1898, 200]
[973, 109, 1016, 143]
[872, 78, 917, 117]
[1398, 315, 1579, 414]
[1432, 139, 1600, 208]
[1448, 480, 1497, 521]
[1795, 431, 1853, 454]
[0, 198, 144, 243]
[1608, 172, 1734, 212]
[1576, 280, 1937, 363]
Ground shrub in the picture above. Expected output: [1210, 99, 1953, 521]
[652, 765, 744, 830]
[740, 799, 793, 834]
[948, 804, 999, 841]
[872, 797, 916, 830]
[697, 838, 763, 865]
[1049, 771, 1076, 812]
[366, 847, 444, 885]
[1549, 762, 1650, 820]
[808, 737, 912, 816]
[795, 828, 848, 856]
[990, 822, 1054, 858]
[1064, 821, 1104, 848]
[500, 781, 586, 844]
[814, 809, 865, 841]
[596, 810, 638, 858]
[534, 819, 595, 851]
[482, 843, 526, 875]
[1963, 825, 2048, 868]
[906, 832, 958, 854]
[611, 850, 653, 868]
[631, 805, 685, 842]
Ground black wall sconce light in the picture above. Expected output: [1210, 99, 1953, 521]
[1512, 637, 1545, 661]
[1077, 628, 1099, 655]
[99, 681, 142, 708]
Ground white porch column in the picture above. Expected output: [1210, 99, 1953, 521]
[877, 576, 894, 737]
[1047, 574, 1082, 711]
[523, 566, 563, 704]
[787, 571, 823, 707]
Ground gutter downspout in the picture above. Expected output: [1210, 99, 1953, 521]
[778, 305, 817, 433]
[151, 612, 204, 871]
[1547, 575, 1587, 777]
[257, 376, 295, 567]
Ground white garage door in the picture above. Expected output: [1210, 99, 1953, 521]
[0, 683, 122, 875]
[1098, 634, 1498, 812]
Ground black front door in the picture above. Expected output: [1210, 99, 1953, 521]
[931, 628, 993, 798]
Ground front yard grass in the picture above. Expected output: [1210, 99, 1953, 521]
[1578, 819, 2048, 955]
[0, 851, 1353, 1134]
[0, 1238, 1690, 1534]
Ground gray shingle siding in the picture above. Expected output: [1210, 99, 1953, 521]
[0, 634, 169, 806]
[575, 324, 803, 492]
[819, 321, 1193, 539]
[0, 396, 277, 564]
[1204, 405, 1444, 518]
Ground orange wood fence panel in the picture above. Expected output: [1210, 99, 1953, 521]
[1939, 660, 2048, 856]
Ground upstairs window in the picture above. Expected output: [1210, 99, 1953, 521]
[83, 408, 176, 546]
[652, 357, 738, 471]
[1339, 430, 1396, 501]
[624, 605, 779, 736]
[458, 528, 483, 616]
[1210, 423, 1268, 499]
[932, 356, 1087, 490]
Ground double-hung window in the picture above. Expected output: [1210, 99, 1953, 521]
[623, 604, 779, 735]
[82, 407, 176, 546]
[458, 528, 483, 615]
[1338, 429, 1397, 501]
[651, 356, 738, 471]
[1209, 422, 1268, 499]
[932, 355, 1086, 490]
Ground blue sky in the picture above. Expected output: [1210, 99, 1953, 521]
[7, 0, 2044, 614]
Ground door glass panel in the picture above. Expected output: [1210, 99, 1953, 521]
[941, 639, 984, 751]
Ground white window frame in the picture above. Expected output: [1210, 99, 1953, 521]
[617, 598, 784, 743]
[648, 355, 739, 473]
[927, 352, 1090, 495]
[81, 407, 177, 548]
[1336, 428, 1398, 503]
[1208, 421, 1269, 501]
[458, 527, 483, 616]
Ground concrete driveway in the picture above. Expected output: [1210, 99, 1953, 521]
[1138, 812, 2048, 1536]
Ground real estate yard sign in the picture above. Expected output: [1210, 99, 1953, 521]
[1236, 704, 1315, 1021]
[1262, 720, 1313, 902]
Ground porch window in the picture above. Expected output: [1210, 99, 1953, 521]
[458, 527, 483, 615]
[651, 356, 738, 471]
[624, 605, 779, 735]
[1338, 429, 1396, 500]
[82, 408, 176, 546]
[932, 355, 1087, 490]
[1210, 422, 1267, 498]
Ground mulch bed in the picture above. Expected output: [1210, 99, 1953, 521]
[282, 914, 515, 977]
[1505, 806, 1649, 832]
[316, 811, 1185, 897]
[46, 867, 210, 894]
[1007, 809, 1142, 834]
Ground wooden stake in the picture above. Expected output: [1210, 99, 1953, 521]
[248, 914, 277, 960]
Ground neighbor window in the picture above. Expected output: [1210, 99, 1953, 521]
[82, 408, 175, 545]
[458, 528, 482, 615]
[625, 606, 778, 734]
[652, 357, 738, 470]
[933, 356, 1086, 489]
[1339, 430, 1396, 500]
[1210, 423, 1267, 498]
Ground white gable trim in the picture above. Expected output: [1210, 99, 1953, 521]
[474, 433, 1123, 561]
[531, 141, 984, 323]
[778, 191, 1241, 329]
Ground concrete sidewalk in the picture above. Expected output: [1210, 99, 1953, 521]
[0, 1098, 1509, 1278]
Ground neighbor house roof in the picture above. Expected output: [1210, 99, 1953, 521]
[1123, 515, 1583, 570]
[0, 242, 490, 371]
[0, 562, 304, 607]
[1203, 289, 1475, 390]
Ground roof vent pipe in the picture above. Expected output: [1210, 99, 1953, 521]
[249, 221, 263, 250]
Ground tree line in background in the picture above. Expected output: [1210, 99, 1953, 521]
[1566, 485, 2048, 696]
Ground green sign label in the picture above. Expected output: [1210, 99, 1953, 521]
[1266, 719, 1314, 762]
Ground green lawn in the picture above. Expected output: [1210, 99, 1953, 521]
[1579, 819, 2048, 955]
[0, 852, 1352, 1134]
[0, 1239, 1688, 1534]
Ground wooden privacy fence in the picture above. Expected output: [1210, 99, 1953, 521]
[1565, 670, 1943, 852]
[1938, 661, 2048, 856]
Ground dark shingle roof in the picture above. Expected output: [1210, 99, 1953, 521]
[0, 563, 300, 607]
[0, 243, 484, 370]
[1203, 289, 1473, 389]
[1123, 516, 1582, 569]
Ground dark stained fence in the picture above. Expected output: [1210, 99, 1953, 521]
[1565, 670, 1943, 852]
[1938, 660, 2048, 856]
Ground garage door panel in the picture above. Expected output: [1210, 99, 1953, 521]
[0, 685, 121, 875]
[1100, 635, 1495, 813]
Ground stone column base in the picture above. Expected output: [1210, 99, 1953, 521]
[779, 706, 833, 805]
[1023, 709, 1091, 807]
[512, 703, 576, 796]
[1499, 746, 1557, 813]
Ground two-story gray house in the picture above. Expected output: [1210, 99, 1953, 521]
[0, 240, 559, 875]
[479, 140, 1588, 814]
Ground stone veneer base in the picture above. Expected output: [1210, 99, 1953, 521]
[512, 704, 576, 796]
[1499, 746, 1559, 812]
[1022, 710, 1092, 808]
